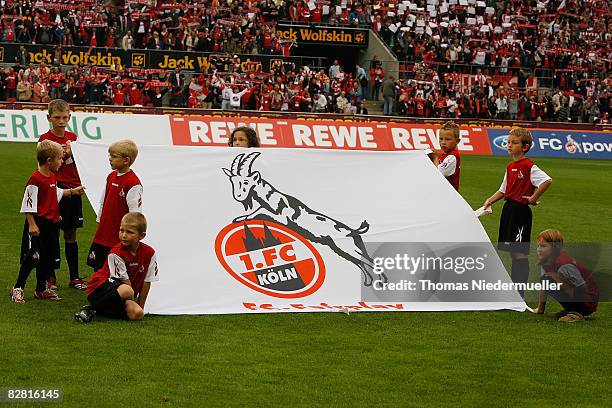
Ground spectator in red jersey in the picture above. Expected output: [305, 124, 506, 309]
[370, 62, 385, 101]
[5, 67, 18, 100]
[112, 83, 126, 106]
[128, 83, 144, 106]
[49, 66, 65, 100]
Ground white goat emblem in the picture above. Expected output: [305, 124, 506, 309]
[223, 152, 380, 286]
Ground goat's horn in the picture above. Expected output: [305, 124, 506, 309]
[230, 153, 245, 175]
[237, 152, 261, 175]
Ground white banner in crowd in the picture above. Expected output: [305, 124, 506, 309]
[72, 142, 526, 314]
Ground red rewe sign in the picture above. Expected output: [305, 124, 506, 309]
[215, 220, 326, 298]
[169, 116, 282, 146]
[388, 124, 492, 154]
[169, 116, 492, 154]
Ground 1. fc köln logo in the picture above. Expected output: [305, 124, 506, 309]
[215, 152, 382, 297]
[215, 220, 326, 298]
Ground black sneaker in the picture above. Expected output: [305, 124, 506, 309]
[74, 305, 96, 323]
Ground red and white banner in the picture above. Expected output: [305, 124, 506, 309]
[169, 116, 493, 154]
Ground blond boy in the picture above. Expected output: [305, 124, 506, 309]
[87, 140, 143, 271]
[11, 140, 85, 302]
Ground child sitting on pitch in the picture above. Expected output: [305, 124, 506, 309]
[87, 139, 143, 272]
[532, 229, 599, 322]
[228, 126, 260, 147]
[76, 213, 158, 322]
[11, 140, 85, 303]
[432, 121, 461, 191]
[483, 128, 552, 297]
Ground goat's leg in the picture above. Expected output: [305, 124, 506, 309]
[234, 206, 285, 224]
[233, 206, 263, 223]
[330, 239, 385, 287]
[360, 263, 374, 287]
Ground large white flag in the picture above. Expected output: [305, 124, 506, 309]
[72, 142, 526, 314]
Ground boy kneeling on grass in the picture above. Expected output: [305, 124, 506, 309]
[75, 213, 158, 323]
[533, 229, 599, 323]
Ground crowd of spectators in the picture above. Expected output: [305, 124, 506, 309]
[373, 0, 610, 76]
[0, 57, 372, 114]
[0, 0, 316, 56]
[0, 1, 608, 66]
[371, 0, 611, 122]
[3, 56, 609, 123]
[390, 74, 610, 123]
[0, 0, 609, 122]
[383, 54, 611, 123]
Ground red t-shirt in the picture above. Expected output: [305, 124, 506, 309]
[260, 93, 271, 111]
[500, 158, 550, 204]
[38, 130, 81, 188]
[49, 73, 64, 88]
[93, 170, 143, 247]
[542, 252, 599, 314]
[113, 89, 126, 106]
[87, 242, 158, 297]
[20, 170, 61, 223]
[281, 43, 292, 56]
[6, 73, 17, 89]
[438, 149, 461, 191]
[415, 97, 425, 116]
[129, 88, 143, 105]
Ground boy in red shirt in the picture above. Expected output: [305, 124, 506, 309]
[483, 128, 552, 297]
[87, 139, 143, 272]
[11, 140, 85, 303]
[532, 229, 599, 322]
[38, 99, 87, 291]
[77, 213, 158, 322]
[432, 121, 461, 191]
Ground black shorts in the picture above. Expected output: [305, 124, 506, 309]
[20, 217, 60, 270]
[87, 242, 111, 271]
[87, 279, 128, 320]
[58, 193, 83, 230]
[497, 200, 532, 255]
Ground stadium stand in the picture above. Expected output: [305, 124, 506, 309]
[0, 0, 609, 122]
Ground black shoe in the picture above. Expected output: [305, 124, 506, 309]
[74, 305, 96, 323]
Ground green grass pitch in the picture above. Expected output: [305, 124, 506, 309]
[1, 142, 610, 407]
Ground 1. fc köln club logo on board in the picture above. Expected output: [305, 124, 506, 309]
[215, 152, 380, 298]
[215, 220, 326, 298]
